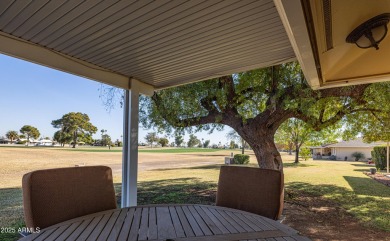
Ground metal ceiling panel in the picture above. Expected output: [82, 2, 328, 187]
[0, 0, 295, 89]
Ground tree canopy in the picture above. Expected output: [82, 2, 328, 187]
[145, 132, 159, 148]
[140, 62, 389, 170]
[187, 134, 200, 147]
[20, 125, 40, 144]
[53, 130, 72, 147]
[104, 62, 389, 170]
[6, 130, 19, 144]
[275, 118, 341, 163]
[51, 112, 97, 148]
[174, 135, 184, 147]
[158, 137, 169, 147]
[342, 82, 390, 143]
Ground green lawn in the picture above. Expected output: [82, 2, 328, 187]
[1, 154, 390, 240]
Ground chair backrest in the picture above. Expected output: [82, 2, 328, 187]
[22, 166, 117, 229]
[216, 165, 284, 220]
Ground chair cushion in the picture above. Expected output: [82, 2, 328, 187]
[216, 165, 284, 220]
[22, 166, 117, 229]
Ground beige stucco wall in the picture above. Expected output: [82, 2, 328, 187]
[333, 147, 373, 161]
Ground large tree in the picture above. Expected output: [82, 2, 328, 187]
[104, 62, 387, 170]
[20, 125, 40, 145]
[52, 112, 97, 148]
[6, 130, 19, 144]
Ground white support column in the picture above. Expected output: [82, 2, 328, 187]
[121, 81, 141, 207]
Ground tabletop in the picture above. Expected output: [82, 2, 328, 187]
[20, 204, 311, 241]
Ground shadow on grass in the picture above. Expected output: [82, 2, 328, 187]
[286, 181, 390, 231]
[344, 176, 390, 196]
[351, 163, 372, 167]
[154, 164, 223, 172]
[283, 162, 314, 168]
[114, 177, 217, 207]
[353, 168, 372, 172]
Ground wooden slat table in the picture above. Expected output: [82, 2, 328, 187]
[20, 204, 311, 241]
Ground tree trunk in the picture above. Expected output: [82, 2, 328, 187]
[294, 144, 299, 163]
[245, 133, 283, 171]
[241, 139, 245, 154]
[72, 131, 77, 148]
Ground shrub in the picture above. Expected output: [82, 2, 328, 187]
[233, 154, 250, 164]
[16, 140, 27, 144]
[372, 146, 387, 170]
[329, 155, 336, 160]
[351, 152, 365, 161]
[299, 148, 311, 161]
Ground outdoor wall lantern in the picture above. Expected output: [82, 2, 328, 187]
[346, 13, 390, 50]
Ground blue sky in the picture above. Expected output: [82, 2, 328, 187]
[0, 54, 231, 145]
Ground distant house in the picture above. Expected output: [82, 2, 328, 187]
[312, 138, 384, 161]
[36, 139, 54, 146]
[0, 137, 10, 144]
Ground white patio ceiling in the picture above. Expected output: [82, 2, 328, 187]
[0, 0, 296, 93]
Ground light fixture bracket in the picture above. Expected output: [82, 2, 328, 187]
[346, 13, 390, 50]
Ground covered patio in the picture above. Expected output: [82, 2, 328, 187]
[1, 0, 388, 206]
[1, 0, 390, 240]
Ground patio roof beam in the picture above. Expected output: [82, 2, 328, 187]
[273, 0, 320, 89]
[0, 32, 154, 95]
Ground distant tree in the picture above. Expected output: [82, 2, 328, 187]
[51, 112, 97, 148]
[229, 140, 236, 149]
[6, 130, 18, 144]
[187, 134, 200, 147]
[175, 135, 184, 147]
[145, 132, 159, 148]
[101, 134, 112, 146]
[203, 140, 210, 148]
[275, 118, 340, 163]
[19, 134, 25, 139]
[115, 139, 123, 147]
[53, 130, 72, 147]
[158, 137, 169, 147]
[20, 125, 40, 145]
[99, 129, 112, 146]
[274, 126, 294, 155]
[227, 130, 246, 154]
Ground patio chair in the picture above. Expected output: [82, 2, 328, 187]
[216, 165, 284, 220]
[22, 166, 117, 230]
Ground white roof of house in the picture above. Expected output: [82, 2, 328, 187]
[326, 138, 384, 148]
[310, 144, 334, 149]
[38, 139, 52, 143]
